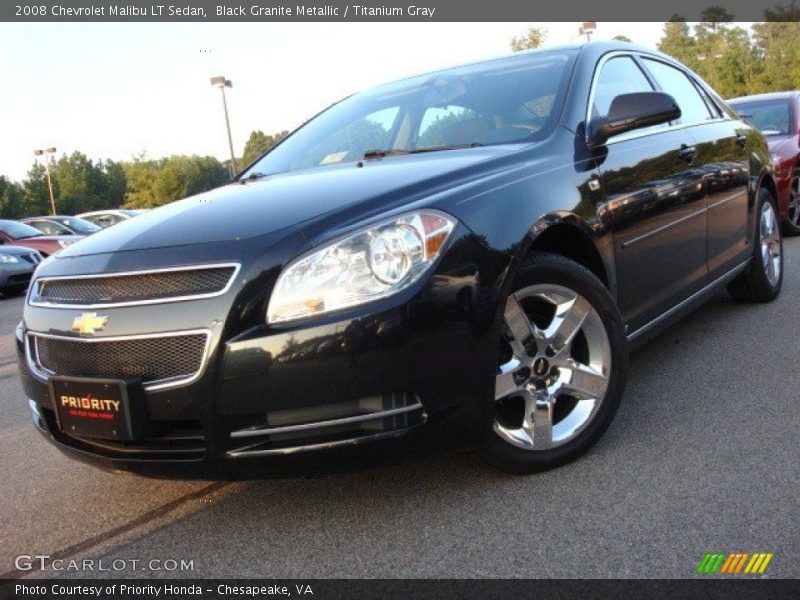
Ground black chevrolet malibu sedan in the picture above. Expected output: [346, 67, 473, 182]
[17, 42, 782, 477]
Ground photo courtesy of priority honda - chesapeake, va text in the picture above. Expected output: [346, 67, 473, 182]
[17, 41, 782, 478]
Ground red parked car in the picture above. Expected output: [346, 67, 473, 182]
[729, 92, 800, 235]
[0, 220, 82, 257]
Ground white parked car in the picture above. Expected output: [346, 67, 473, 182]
[76, 209, 148, 229]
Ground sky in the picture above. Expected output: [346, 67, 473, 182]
[0, 22, 670, 182]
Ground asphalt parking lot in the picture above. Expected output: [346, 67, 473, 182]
[1, 240, 798, 580]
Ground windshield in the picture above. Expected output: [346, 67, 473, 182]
[242, 49, 577, 178]
[57, 217, 101, 234]
[0, 219, 45, 239]
[731, 99, 793, 135]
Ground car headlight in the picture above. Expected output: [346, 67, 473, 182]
[0, 253, 20, 263]
[267, 210, 457, 324]
[58, 239, 77, 249]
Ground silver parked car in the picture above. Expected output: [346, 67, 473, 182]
[0, 245, 42, 296]
[76, 209, 148, 229]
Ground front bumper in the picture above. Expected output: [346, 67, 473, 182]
[0, 263, 35, 290]
[17, 229, 512, 478]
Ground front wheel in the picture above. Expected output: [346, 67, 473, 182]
[479, 253, 628, 474]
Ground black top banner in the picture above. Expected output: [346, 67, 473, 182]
[2, 0, 799, 22]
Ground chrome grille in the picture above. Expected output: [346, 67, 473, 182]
[30, 332, 209, 389]
[32, 264, 238, 307]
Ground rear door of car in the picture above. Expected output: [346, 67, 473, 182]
[590, 53, 708, 332]
[640, 57, 751, 280]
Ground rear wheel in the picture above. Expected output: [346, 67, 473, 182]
[784, 173, 800, 236]
[480, 253, 627, 474]
[728, 188, 783, 302]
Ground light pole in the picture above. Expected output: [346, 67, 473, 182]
[211, 76, 237, 177]
[33, 147, 57, 215]
[579, 22, 597, 42]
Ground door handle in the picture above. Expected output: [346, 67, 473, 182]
[735, 133, 747, 148]
[678, 144, 697, 163]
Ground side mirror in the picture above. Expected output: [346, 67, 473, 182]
[589, 92, 681, 146]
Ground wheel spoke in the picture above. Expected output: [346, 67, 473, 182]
[763, 207, 774, 235]
[495, 362, 522, 400]
[504, 295, 538, 354]
[532, 392, 554, 450]
[556, 359, 608, 401]
[523, 388, 553, 450]
[544, 294, 591, 355]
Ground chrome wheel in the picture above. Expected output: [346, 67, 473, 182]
[494, 283, 611, 451]
[788, 176, 800, 227]
[760, 201, 781, 287]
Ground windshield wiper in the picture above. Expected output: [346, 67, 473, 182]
[363, 149, 411, 159]
[238, 171, 269, 184]
[363, 143, 483, 160]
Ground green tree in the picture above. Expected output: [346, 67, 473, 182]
[241, 130, 289, 167]
[0, 176, 25, 219]
[657, 18, 697, 67]
[658, 18, 763, 98]
[511, 25, 546, 51]
[122, 154, 159, 208]
[752, 21, 800, 92]
[21, 163, 53, 216]
[99, 159, 127, 208]
[694, 25, 760, 97]
[145, 155, 228, 208]
[50, 151, 111, 214]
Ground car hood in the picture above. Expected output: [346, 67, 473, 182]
[57, 146, 516, 258]
[0, 245, 38, 256]
[15, 235, 76, 244]
[765, 134, 799, 159]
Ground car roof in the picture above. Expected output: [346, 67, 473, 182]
[728, 91, 800, 103]
[361, 41, 670, 95]
[76, 210, 125, 216]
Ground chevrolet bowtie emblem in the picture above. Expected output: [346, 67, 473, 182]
[72, 313, 108, 335]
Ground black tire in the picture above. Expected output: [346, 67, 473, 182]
[479, 252, 628, 474]
[0, 285, 27, 298]
[728, 188, 783, 303]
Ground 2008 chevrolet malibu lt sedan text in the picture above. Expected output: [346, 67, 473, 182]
[17, 42, 782, 477]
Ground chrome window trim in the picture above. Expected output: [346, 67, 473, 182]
[585, 50, 732, 147]
[25, 329, 212, 391]
[29, 262, 241, 309]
